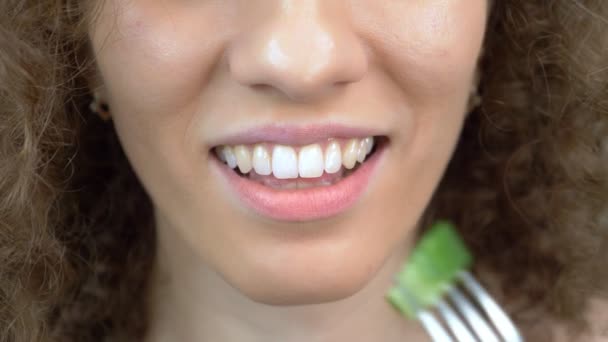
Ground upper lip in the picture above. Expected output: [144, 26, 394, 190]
[209, 122, 386, 147]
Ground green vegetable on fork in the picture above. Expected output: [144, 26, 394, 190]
[386, 220, 473, 319]
[386, 221, 523, 341]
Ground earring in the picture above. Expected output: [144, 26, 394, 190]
[466, 69, 482, 113]
[89, 91, 111, 121]
[467, 90, 482, 113]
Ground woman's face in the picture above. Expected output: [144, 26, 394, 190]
[89, 0, 488, 304]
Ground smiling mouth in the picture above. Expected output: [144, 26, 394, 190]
[212, 136, 387, 190]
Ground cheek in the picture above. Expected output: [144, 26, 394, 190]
[88, 1, 232, 194]
[364, 1, 486, 163]
[89, 1, 229, 121]
[355, 0, 486, 103]
[357, 2, 487, 218]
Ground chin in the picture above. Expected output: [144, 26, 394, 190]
[238, 272, 373, 306]
[221, 244, 388, 306]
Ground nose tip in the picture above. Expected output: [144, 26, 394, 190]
[227, 11, 368, 102]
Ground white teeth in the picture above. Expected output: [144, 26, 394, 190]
[364, 137, 374, 154]
[356, 140, 367, 163]
[217, 151, 227, 162]
[324, 140, 342, 174]
[234, 145, 252, 173]
[298, 144, 324, 178]
[216, 136, 378, 178]
[222, 146, 238, 169]
[272, 145, 298, 179]
[342, 139, 359, 169]
[252, 144, 272, 175]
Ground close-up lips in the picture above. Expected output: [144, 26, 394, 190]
[209, 124, 390, 222]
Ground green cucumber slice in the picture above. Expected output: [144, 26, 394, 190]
[386, 220, 473, 318]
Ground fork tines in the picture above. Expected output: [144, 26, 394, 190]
[415, 271, 524, 342]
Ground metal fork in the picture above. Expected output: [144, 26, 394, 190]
[414, 271, 523, 342]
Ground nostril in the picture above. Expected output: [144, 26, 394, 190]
[251, 84, 270, 91]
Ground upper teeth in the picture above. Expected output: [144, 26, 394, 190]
[215, 137, 376, 179]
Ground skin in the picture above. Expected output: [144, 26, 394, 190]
[88, 0, 488, 340]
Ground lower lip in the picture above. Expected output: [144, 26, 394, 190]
[210, 141, 387, 222]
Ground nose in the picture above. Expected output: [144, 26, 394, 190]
[227, 1, 368, 102]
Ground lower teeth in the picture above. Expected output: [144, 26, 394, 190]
[265, 179, 338, 190]
[237, 164, 360, 190]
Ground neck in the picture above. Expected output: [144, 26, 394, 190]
[145, 225, 429, 342]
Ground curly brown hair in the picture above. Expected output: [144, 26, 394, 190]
[1, 0, 607, 341]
